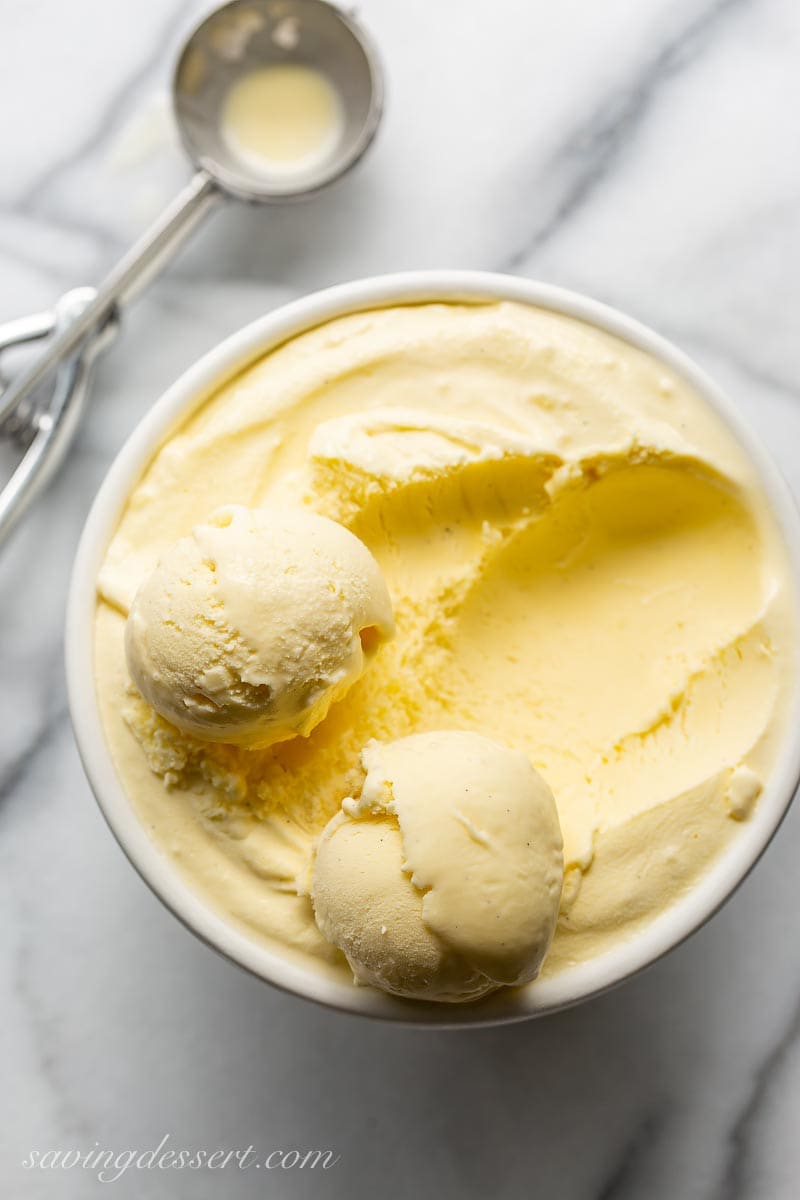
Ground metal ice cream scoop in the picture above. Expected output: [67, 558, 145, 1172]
[0, 0, 383, 544]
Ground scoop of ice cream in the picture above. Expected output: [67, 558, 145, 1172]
[311, 731, 564, 1002]
[125, 505, 394, 747]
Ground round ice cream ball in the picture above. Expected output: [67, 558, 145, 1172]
[125, 505, 394, 747]
[311, 731, 564, 1003]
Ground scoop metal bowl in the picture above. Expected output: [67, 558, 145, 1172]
[175, 0, 382, 200]
[0, 0, 383, 544]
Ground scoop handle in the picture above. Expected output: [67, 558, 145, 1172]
[0, 289, 119, 546]
[0, 169, 220, 429]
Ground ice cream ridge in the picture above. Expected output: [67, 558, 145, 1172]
[95, 300, 796, 1004]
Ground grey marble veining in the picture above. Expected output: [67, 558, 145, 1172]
[2, 1, 800, 1197]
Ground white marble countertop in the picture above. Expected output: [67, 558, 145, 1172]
[3, 1, 800, 1196]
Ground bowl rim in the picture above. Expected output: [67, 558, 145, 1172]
[66, 270, 800, 1027]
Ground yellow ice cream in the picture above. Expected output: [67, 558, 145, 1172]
[312, 732, 564, 1001]
[125, 505, 394, 747]
[222, 64, 343, 176]
[93, 300, 796, 994]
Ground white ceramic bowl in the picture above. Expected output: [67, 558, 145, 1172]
[66, 271, 800, 1026]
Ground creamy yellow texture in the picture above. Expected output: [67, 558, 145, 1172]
[222, 64, 343, 175]
[312, 732, 563, 1001]
[94, 301, 795, 988]
[125, 506, 394, 746]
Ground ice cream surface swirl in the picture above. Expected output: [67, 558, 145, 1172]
[94, 301, 796, 988]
